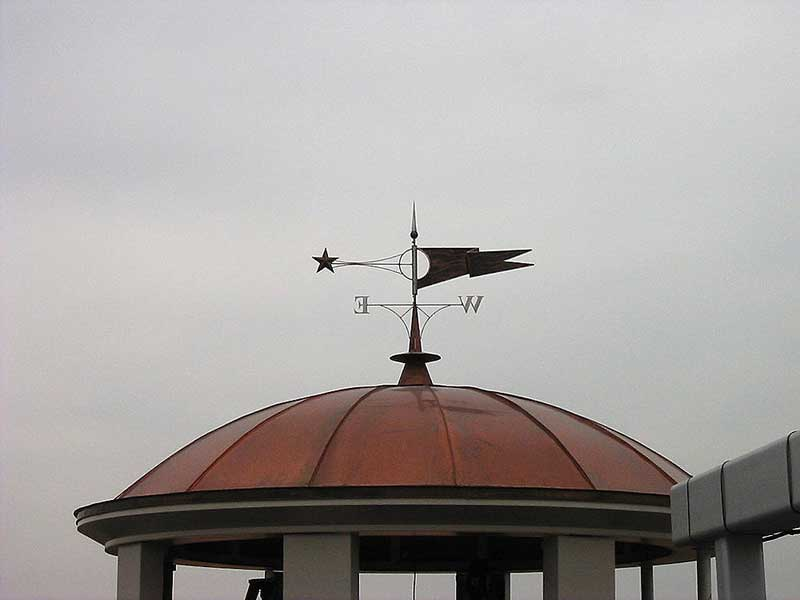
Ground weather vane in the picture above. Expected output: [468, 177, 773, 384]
[313, 205, 533, 383]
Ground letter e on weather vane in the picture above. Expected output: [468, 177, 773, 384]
[354, 296, 370, 314]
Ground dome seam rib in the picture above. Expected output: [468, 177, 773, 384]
[504, 391, 680, 485]
[184, 401, 303, 492]
[185, 386, 369, 492]
[308, 385, 391, 486]
[598, 421, 689, 480]
[595, 423, 681, 484]
[117, 396, 301, 499]
[469, 387, 597, 490]
[428, 387, 459, 485]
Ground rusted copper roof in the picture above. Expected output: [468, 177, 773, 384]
[118, 386, 688, 499]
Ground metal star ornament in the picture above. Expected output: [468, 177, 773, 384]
[313, 248, 337, 273]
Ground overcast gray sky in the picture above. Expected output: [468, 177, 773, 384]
[2, 2, 799, 599]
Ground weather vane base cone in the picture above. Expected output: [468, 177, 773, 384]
[391, 302, 440, 385]
[392, 352, 440, 386]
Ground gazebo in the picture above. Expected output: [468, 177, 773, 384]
[76, 219, 703, 599]
[75, 352, 697, 600]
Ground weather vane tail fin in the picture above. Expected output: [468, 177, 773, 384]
[467, 249, 532, 277]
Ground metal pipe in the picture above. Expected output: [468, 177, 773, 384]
[640, 561, 654, 600]
[696, 546, 712, 600]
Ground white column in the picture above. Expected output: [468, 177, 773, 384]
[714, 535, 766, 600]
[284, 533, 359, 600]
[543, 536, 615, 600]
[696, 546, 712, 600]
[640, 561, 654, 600]
[116, 543, 167, 600]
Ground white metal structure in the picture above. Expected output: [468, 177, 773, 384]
[671, 431, 800, 600]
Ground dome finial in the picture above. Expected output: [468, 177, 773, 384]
[409, 299, 422, 353]
[391, 207, 440, 385]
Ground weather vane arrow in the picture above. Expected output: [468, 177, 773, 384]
[312, 205, 532, 288]
[417, 247, 532, 288]
[312, 205, 533, 384]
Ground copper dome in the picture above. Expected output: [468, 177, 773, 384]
[119, 385, 687, 499]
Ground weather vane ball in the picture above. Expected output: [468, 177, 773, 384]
[313, 205, 533, 384]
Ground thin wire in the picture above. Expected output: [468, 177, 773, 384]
[412, 571, 416, 600]
[336, 261, 412, 266]
[419, 305, 456, 336]
[333, 263, 408, 278]
[370, 303, 460, 307]
[339, 250, 408, 264]
[376, 305, 411, 337]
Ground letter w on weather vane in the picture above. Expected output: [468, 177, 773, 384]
[312, 205, 533, 341]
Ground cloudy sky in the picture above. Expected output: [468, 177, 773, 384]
[2, 2, 798, 599]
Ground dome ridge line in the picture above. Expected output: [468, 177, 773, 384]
[594, 423, 683, 485]
[503, 392, 681, 485]
[117, 396, 302, 499]
[428, 387, 459, 485]
[185, 401, 302, 492]
[467, 387, 597, 490]
[186, 386, 371, 492]
[602, 423, 689, 479]
[308, 385, 393, 486]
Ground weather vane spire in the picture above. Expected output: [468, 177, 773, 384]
[312, 206, 533, 385]
[410, 202, 419, 300]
